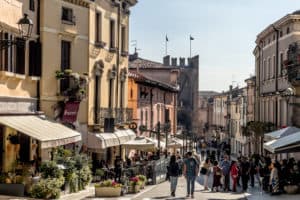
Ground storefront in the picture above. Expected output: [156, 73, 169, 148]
[0, 115, 81, 172]
[87, 129, 136, 166]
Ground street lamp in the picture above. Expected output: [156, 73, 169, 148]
[0, 14, 33, 49]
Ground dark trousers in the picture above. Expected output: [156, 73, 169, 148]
[241, 174, 249, 191]
[224, 174, 230, 191]
[250, 173, 255, 187]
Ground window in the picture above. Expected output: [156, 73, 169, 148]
[95, 12, 102, 43]
[268, 57, 271, 79]
[61, 40, 71, 92]
[15, 38, 25, 74]
[121, 26, 126, 52]
[272, 55, 275, 78]
[287, 27, 290, 34]
[109, 19, 115, 49]
[62, 7, 75, 25]
[141, 110, 143, 124]
[29, 41, 42, 76]
[279, 52, 283, 76]
[109, 78, 114, 108]
[29, 0, 35, 11]
[279, 31, 283, 37]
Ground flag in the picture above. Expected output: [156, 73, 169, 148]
[190, 35, 194, 40]
[166, 35, 169, 42]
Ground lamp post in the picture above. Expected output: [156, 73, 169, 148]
[0, 14, 33, 49]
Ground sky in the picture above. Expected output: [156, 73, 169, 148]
[129, 0, 300, 92]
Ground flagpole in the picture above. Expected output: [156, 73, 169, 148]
[190, 36, 192, 58]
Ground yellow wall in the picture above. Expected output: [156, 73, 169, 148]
[87, 1, 130, 125]
[0, 0, 38, 99]
[39, 0, 89, 123]
[127, 77, 138, 121]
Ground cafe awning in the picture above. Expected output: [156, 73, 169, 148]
[123, 136, 156, 151]
[0, 115, 81, 149]
[264, 131, 300, 153]
[264, 126, 300, 141]
[87, 129, 136, 149]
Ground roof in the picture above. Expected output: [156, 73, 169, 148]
[129, 57, 179, 69]
[265, 126, 300, 141]
[292, 10, 300, 15]
[128, 70, 179, 92]
[199, 91, 219, 97]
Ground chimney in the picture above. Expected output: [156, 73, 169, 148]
[129, 52, 138, 61]
[171, 58, 177, 66]
[179, 57, 185, 67]
[163, 55, 170, 66]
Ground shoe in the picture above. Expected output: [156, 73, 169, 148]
[204, 187, 208, 190]
[191, 194, 194, 198]
[171, 191, 175, 197]
[186, 194, 190, 197]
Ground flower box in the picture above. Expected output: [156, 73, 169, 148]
[128, 185, 140, 193]
[284, 185, 299, 194]
[95, 186, 121, 197]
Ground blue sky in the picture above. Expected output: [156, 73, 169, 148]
[129, 0, 300, 92]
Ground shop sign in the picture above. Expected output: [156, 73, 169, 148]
[62, 102, 80, 123]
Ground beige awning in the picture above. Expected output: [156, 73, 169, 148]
[87, 129, 137, 149]
[0, 115, 81, 149]
[114, 129, 136, 144]
[123, 136, 155, 151]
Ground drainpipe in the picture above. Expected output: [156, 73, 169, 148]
[36, 0, 41, 111]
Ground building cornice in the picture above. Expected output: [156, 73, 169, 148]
[255, 14, 300, 44]
[63, 0, 90, 8]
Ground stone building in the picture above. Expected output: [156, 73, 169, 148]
[129, 53, 199, 137]
[254, 10, 300, 129]
[197, 91, 219, 139]
[127, 71, 178, 146]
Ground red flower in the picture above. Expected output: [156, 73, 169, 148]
[130, 177, 139, 182]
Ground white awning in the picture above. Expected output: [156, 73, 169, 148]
[87, 129, 136, 149]
[114, 129, 136, 144]
[0, 115, 81, 149]
[265, 126, 300, 141]
[123, 136, 155, 151]
[147, 137, 166, 148]
[264, 131, 300, 153]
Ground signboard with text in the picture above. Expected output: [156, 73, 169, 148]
[62, 102, 80, 124]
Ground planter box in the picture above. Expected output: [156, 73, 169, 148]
[0, 183, 25, 196]
[95, 187, 121, 197]
[128, 185, 140, 193]
[284, 185, 299, 194]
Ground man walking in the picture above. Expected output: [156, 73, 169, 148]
[183, 151, 199, 198]
[220, 154, 231, 192]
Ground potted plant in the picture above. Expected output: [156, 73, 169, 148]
[137, 175, 146, 189]
[284, 172, 300, 194]
[94, 180, 122, 197]
[128, 177, 141, 193]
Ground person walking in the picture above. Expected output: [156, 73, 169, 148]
[183, 151, 199, 198]
[220, 154, 231, 192]
[212, 160, 222, 192]
[240, 156, 250, 192]
[269, 162, 280, 195]
[167, 155, 180, 197]
[201, 158, 211, 190]
[230, 160, 239, 192]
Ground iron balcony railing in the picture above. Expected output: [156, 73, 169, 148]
[98, 107, 133, 125]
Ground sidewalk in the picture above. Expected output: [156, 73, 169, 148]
[132, 177, 246, 200]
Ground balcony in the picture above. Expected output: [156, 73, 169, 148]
[98, 107, 133, 126]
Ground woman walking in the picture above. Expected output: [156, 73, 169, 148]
[212, 160, 222, 192]
[269, 162, 280, 195]
[201, 158, 211, 190]
[168, 155, 180, 197]
[230, 160, 239, 192]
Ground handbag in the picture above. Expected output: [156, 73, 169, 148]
[200, 167, 207, 175]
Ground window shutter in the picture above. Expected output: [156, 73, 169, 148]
[16, 38, 25, 74]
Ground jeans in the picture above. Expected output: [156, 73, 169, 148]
[170, 176, 178, 192]
[186, 176, 196, 195]
[204, 175, 209, 188]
